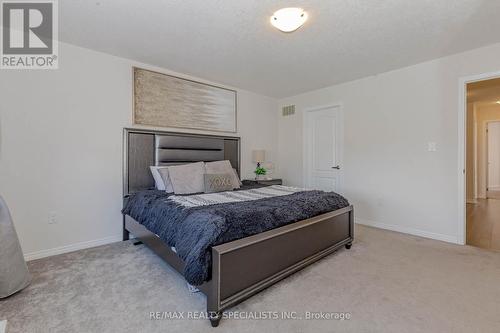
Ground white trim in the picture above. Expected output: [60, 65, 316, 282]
[302, 103, 344, 193]
[24, 235, 122, 261]
[0, 320, 6, 333]
[356, 218, 459, 244]
[458, 70, 500, 246]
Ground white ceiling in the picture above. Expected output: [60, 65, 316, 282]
[60, 0, 500, 98]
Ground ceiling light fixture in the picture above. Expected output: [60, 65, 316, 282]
[496, 101, 500, 104]
[270, 8, 308, 33]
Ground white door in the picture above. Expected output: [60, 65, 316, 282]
[304, 106, 342, 192]
[487, 122, 500, 193]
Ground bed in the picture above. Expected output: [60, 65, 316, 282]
[122, 128, 354, 327]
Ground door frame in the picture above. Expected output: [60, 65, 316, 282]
[302, 103, 344, 193]
[458, 70, 500, 245]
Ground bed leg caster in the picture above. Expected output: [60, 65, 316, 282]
[209, 311, 222, 327]
[345, 243, 352, 249]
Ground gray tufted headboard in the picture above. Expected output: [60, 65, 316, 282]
[123, 128, 240, 196]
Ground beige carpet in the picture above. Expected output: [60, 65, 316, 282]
[1, 225, 500, 333]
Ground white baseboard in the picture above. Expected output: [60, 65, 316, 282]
[22, 219, 460, 261]
[355, 218, 459, 244]
[24, 235, 122, 261]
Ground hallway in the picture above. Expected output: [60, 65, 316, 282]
[467, 196, 500, 251]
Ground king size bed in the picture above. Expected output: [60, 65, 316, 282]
[121, 128, 354, 327]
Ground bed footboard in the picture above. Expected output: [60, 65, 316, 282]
[207, 205, 354, 326]
[124, 206, 353, 328]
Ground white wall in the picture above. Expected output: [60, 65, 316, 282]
[5, 40, 500, 258]
[0, 42, 278, 259]
[278, 42, 500, 244]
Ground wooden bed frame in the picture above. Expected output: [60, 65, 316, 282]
[122, 128, 354, 327]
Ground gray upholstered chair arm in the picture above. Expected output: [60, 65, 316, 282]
[0, 195, 30, 298]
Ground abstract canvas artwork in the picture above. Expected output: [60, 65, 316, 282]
[133, 68, 237, 132]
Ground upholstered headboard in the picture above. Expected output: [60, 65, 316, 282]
[123, 128, 241, 196]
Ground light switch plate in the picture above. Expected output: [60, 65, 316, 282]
[428, 142, 437, 152]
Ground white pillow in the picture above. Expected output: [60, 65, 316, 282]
[168, 162, 205, 194]
[150, 166, 167, 190]
[205, 160, 241, 189]
[158, 167, 174, 193]
[149, 166, 173, 192]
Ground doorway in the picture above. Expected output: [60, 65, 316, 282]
[303, 105, 343, 192]
[464, 77, 500, 250]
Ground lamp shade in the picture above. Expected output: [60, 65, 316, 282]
[252, 150, 266, 163]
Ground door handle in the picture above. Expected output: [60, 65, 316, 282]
[332, 165, 341, 170]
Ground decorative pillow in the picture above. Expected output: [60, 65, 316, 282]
[204, 174, 234, 193]
[157, 167, 174, 193]
[168, 162, 205, 194]
[150, 166, 171, 191]
[205, 160, 240, 189]
[232, 168, 243, 186]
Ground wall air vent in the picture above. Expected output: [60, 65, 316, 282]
[282, 105, 296, 116]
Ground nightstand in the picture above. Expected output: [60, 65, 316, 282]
[242, 179, 283, 186]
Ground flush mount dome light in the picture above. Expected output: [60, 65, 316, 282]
[271, 8, 308, 32]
